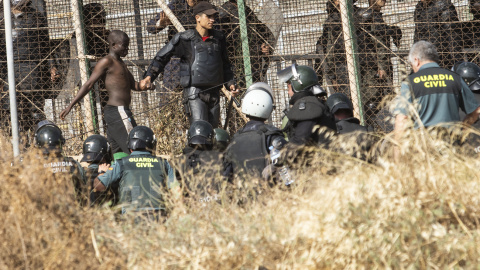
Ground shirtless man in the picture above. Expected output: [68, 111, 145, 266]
[60, 30, 153, 155]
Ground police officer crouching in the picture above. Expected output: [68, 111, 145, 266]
[80, 134, 117, 207]
[277, 64, 337, 146]
[36, 120, 86, 204]
[223, 82, 286, 179]
[326, 93, 377, 160]
[453, 62, 480, 156]
[176, 120, 227, 204]
[93, 126, 176, 219]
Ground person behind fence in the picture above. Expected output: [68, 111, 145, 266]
[218, 0, 275, 89]
[413, 0, 462, 69]
[139, 2, 238, 129]
[0, 0, 57, 134]
[315, 0, 357, 95]
[146, 0, 209, 100]
[393, 41, 480, 152]
[80, 134, 119, 207]
[93, 126, 176, 217]
[35, 120, 86, 204]
[175, 120, 226, 204]
[60, 30, 154, 157]
[277, 64, 337, 146]
[223, 82, 286, 179]
[355, 0, 402, 127]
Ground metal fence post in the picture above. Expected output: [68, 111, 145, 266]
[3, 0, 20, 157]
[71, 0, 97, 135]
[237, 0, 253, 88]
[339, 0, 364, 124]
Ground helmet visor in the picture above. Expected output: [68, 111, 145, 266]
[277, 66, 294, 84]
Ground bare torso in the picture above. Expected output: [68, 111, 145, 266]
[104, 55, 136, 107]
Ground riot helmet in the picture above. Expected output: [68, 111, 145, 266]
[81, 134, 111, 163]
[241, 82, 274, 119]
[326, 93, 354, 114]
[127, 126, 157, 152]
[277, 64, 319, 93]
[187, 120, 215, 145]
[453, 62, 480, 91]
[34, 120, 65, 153]
[356, 8, 373, 23]
[213, 128, 230, 151]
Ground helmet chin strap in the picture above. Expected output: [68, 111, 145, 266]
[291, 65, 303, 85]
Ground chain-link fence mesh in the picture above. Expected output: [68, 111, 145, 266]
[1, 0, 479, 155]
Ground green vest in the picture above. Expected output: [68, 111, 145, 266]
[119, 154, 168, 213]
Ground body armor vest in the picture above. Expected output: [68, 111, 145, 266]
[336, 118, 369, 134]
[228, 124, 281, 177]
[44, 156, 85, 204]
[190, 37, 224, 87]
[119, 154, 167, 212]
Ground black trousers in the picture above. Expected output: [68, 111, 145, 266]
[183, 86, 220, 128]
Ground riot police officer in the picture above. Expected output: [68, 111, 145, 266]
[93, 126, 176, 217]
[36, 120, 86, 203]
[223, 82, 286, 179]
[176, 120, 226, 204]
[326, 93, 372, 134]
[139, 2, 238, 129]
[277, 64, 337, 146]
[80, 134, 116, 207]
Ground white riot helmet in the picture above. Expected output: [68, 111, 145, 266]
[241, 82, 274, 119]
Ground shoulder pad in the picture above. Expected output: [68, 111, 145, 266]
[288, 96, 325, 121]
[211, 29, 225, 39]
[179, 29, 196, 40]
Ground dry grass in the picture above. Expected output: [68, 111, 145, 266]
[2, 125, 480, 269]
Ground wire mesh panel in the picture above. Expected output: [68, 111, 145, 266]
[2, 0, 480, 155]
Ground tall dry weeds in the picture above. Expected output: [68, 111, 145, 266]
[1, 126, 480, 269]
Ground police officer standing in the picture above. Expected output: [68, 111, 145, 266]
[223, 82, 286, 179]
[394, 41, 480, 152]
[93, 126, 176, 217]
[139, 2, 238, 128]
[277, 64, 336, 146]
[35, 120, 86, 203]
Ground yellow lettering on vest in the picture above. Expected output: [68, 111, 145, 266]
[442, 81, 447, 87]
[420, 76, 427, 82]
[448, 75, 454, 81]
[414, 77, 420, 84]
[439, 74, 445, 80]
[425, 82, 430, 88]
[433, 75, 439, 80]
[136, 162, 154, 168]
[432, 81, 439, 87]
[427, 75, 434, 81]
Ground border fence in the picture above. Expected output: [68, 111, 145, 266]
[1, 0, 479, 155]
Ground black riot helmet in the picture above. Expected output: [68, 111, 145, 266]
[453, 62, 480, 92]
[34, 120, 65, 154]
[213, 128, 230, 151]
[81, 134, 111, 163]
[187, 120, 214, 146]
[127, 126, 157, 152]
[326, 93, 354, 114]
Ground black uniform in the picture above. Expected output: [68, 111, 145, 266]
[44, 156, 86, 204]
[0, 6, 53, 132]
[284, 92, 337, 146]
[144, 29, 235, 128]
[413, 0, 462, 68]
[177, 146, 225, 203]
[85, 163, 119, 207]
[223, 120, 284, 179]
